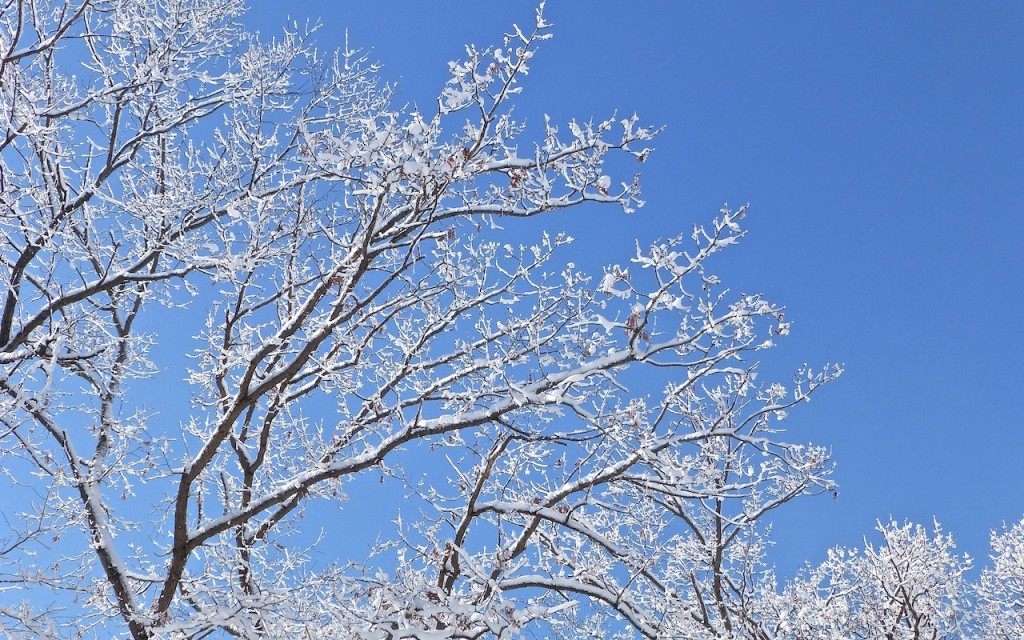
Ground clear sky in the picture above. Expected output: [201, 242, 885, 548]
[243, 1, 1024, 577]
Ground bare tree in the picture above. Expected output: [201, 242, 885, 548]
[1, 1, 841, 637]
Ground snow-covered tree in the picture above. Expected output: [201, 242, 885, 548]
[766, 519, 971, 640]
[0, 1, 843, 637]
[974, 518, 1024, 640]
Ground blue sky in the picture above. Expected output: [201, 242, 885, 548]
[245, 2, 1024, 576]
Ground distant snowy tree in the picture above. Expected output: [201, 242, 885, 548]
[765, 520, 971, 640]
[974, 518, 1024, 640]
[0, 1, 847, 638]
